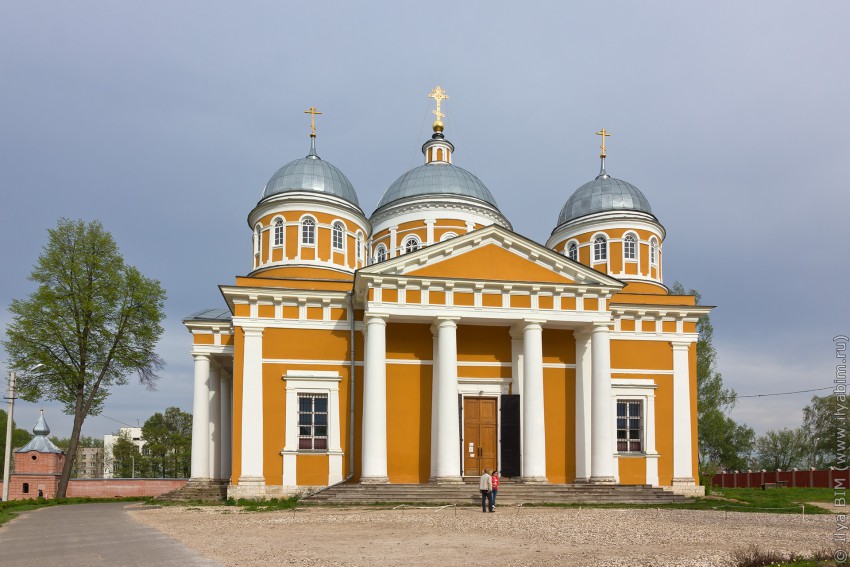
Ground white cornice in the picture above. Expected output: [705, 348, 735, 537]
[547, 211, 666, 248]
[369, 195, 511, 232]
[248, 191, 370, 232]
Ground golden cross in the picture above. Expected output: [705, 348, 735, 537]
[304, 106, 322, 137]
[428, 86, 449, 122]
[596, 128, 611, 157]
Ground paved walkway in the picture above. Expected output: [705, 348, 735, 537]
[0, 503, 222, 567]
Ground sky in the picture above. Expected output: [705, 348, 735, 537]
[1, 2, 847, 441]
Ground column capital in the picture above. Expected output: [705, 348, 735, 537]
[522, 318, 546, 331]
[192, 352, 212, 361]
[364, 313, 389, 326]
[509, 324, 525, 339]
[671, 340, 692, 351]
[433, 316, 460, 330]
[242, 326, 265, 338]
[591, 321, 612, 333]
[574, 327, 593, 340]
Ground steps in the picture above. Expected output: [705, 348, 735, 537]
[156, 479, 228, 502]
[304, 479, 692, 505]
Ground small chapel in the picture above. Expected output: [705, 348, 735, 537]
[184, 87, 709, 500]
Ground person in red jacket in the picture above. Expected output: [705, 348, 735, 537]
[491, 470, 500, 509]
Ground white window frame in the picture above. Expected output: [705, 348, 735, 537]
[650, 237, 658, 266]
[282, 371, 343, 487]
[566, 240, 579, 261]
[593, 234, 608, 262]
[254, 224, 262, 258]
[439, 232, 458, 242]
[273, 218, 284, 247]
[300, 216, 316, 246]
[611, 379, 659, 486]
[623, 232, 638, 262]
[331, 221, 345, 252]
[403, 235, 421, 254]
[616, 399, 643, 453]
[375, 244, 387, 263]
[356, 231, 363, 263]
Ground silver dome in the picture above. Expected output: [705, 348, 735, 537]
[261, 143, 359, 207]
[376, 162, 499, 210]
[557, 172, 653, 225]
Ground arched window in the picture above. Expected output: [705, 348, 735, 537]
[356, 232, 363, 262]
[375, 245, 387, 263]
[623, 234, 636, 260]
[568, 242, 578, 261]
[254, 224, 262, 256]
[593, 236, 607, 262]
[332, 222, 345, 251]
[650, 237, 658, 265]
[273, 219, 284, 247]
[301, 218, 315, 245]
[440, 232, 458, 242]
[404, 236, 420, 254]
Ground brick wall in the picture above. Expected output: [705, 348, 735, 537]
[1, 478, 187, 500]
[711, 468, 849, 488]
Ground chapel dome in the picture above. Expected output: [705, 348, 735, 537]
[376, 161, 500, 210]
[261, 140, 359, 207]
[556, 171, 653, 226]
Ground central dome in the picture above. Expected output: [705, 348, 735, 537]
[556, 172, 653, 226]
[376, 162, 499, 209]
[261, 144, 359, 207]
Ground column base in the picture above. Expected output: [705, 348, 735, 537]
[520, 476, 549, 484]
[589, 476, 617, 484]
[665, 477, 705, 497]
[572, 477, 591, 484]
[429, 476, 464, 485]
[360, 476, 390, 484]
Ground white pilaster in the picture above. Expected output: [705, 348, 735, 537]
[425, 219, 436, 245]
[430, 325, 440, 479]
[240, 326, 265, 485]
[521, 320, 547, 482]
[590, 322, 616, 483]
[434, 317, 462, 483]
[646, 390, 659, 486]
[389, 226, 398, 258]
[361, 315, 389, 483]
[209, 363, 221, 480]
[509, 326, 524, 474]
[672, 341, 695, 486]
[574, 329, 592, 482]
[190, 353, 211, 480]
[220, 368, 233, 481]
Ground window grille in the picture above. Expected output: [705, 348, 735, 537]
[298, 393, 328, 451]
[594, 236, 607, 261]
[274, 219, 284, 247]
[332, 222, 344, 250]
[616, 400, 643, 452]
[301, 218, 315, 245]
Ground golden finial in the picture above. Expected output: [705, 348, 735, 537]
[596, 128, 611, 158]
[428, 86, 449, 132]
[304, 106, 322, 138]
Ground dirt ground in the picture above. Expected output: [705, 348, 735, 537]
[129, 503, 834, 567]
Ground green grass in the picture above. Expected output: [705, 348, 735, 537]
[0, 497, 147, 526]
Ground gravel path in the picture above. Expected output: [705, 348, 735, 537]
[130, 504, 833, 567]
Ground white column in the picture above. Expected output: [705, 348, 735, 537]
[361, 315, 389, 483]
[645, 391, 659, 486]
[220, 368, 233, 481]
[328, 384, 344, 484]
[190, 353, 211, 480]
[430, 325, 440, 480]
[672, 341, 695, 485]
[521, 320, 547, 482]
[574, 329, 592, 482]
[434, 317, 462, 483]
[590, 322, 616, 483]
[240, 326, 265, 485]
[208, 364, 221, 480]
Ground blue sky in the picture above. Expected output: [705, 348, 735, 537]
[1, 2, 847, 440]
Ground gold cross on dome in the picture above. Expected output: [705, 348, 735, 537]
[304, 106, 322, 137]
[596, 128, 611, 157]
[428, 86, 449, 121]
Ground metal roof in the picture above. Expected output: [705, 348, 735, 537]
[184, 308, 232, 322]
[16, 412, 62, 454]
[375, 162, 500, 210]
[261, 140, 360, 207]
[557, 170, 653, 225]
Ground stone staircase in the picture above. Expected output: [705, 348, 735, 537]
[304, 478, 692, 505]
[156, 479, 228, 502]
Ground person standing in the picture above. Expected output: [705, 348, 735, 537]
[491, 470, 500, 509]
[479, 469, 493, 513]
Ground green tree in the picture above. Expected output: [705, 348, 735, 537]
[755, 427, 808, 470]
[803, 394, 849, 468]
[0, 408, 33, 473]
[141, 407, 192, 478]
[111, 432, 139, 478]
[670, 282, 755, 473]
[3, 219, 166, 497]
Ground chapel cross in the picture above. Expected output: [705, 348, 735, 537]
[304, 106, 322, 138]
[428, 86, 449, 122]
[596, 128, 611, 158]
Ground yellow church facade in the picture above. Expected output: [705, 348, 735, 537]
[184, 91, 709, 499]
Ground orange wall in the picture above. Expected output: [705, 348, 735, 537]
[611, 340, 673, 371]
[231, 327, 244, 483]
[618, 457, 647, 485]
[544, 368, 574, 483]
[654, 375, 674, 485]
[386, 363, 432, 483]
[458, 326, 511, 363]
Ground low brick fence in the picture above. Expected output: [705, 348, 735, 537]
[1, 478, 187, 500]
[711, 468, 849, 489]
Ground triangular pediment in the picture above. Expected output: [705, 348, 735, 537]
[358, 225, 623, 289]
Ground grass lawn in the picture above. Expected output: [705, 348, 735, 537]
[0, 497, 146, 526]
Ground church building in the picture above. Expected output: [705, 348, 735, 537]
[184, 88, 709, 499]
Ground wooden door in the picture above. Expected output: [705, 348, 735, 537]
[463, 397, 498, 476]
